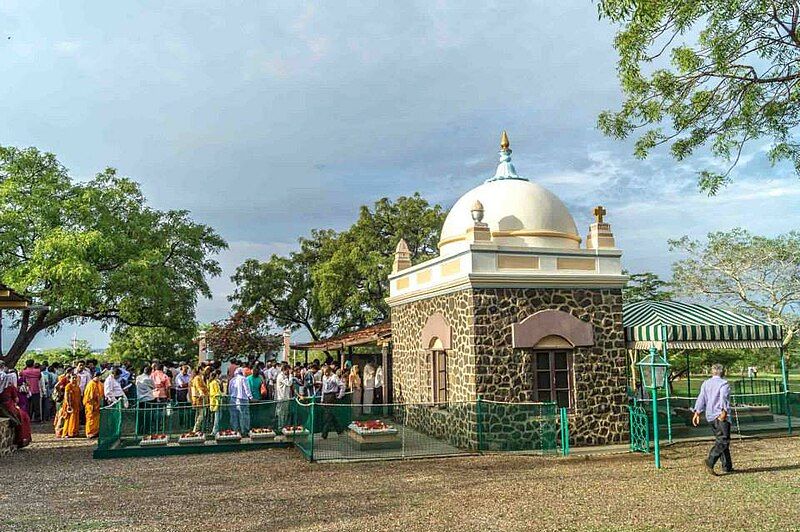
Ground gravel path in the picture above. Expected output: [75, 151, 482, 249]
[1, 426, 799, 531]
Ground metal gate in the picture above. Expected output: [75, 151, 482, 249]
[628, 403, 650, 453]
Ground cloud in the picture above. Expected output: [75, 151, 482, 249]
[53, 40, 81, 55]
[196, 240, 296, 323]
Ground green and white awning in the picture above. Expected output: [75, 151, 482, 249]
[623, 300, 783, 350]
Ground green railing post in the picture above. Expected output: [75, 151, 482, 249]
[309, 396, 316, 462]
[650, 366, 661, 469]
[134, 400, 140, 439]
[476, 395, 483, 453]
[686, 353, 691, 397]
[780, 347, 792, 435]
[559, 407, 569, 456]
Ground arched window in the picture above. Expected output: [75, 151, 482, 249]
[512, 310, 593, 409]
[429, 338, 448, 404]
[421, 314, 452, 405]
[533, 349, 573, 407]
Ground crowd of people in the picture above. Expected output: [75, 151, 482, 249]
[0, 355, 385, 447]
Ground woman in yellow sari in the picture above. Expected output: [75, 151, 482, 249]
[56, 374, 82, 438]
[83, 374, 104, 438]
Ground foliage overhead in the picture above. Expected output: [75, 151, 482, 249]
[13, 341, 94, 370]
[0, 146, 227, 367]
[105, 325, 199, 369]
[203, 311, 281, 361]
[622, 270, 674, 302]
[231, 194, 445, 340]
[598, 1, 800, 194]
[670, 228, 800, 350]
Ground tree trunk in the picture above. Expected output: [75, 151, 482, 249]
[1, 309, 50, 368]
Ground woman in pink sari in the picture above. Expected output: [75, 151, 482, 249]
[0, 371, 32, 448]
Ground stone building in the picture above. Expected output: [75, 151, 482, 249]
[387, 132, 628, 446]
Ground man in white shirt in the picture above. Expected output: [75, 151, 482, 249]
[104, 368, 129, 408]
[174, 365, 191, 403]
[374, 365, 384, 405]
[266, 361, 280, 400]
[135, 366, 156, 434]
[135, 366, 155, 403]
[320, 366, 345, 439]
[228, 368, 252, 434]
[74, 361, 92, 395]
[275, 365, 293, 427]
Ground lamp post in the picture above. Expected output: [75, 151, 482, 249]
[637, 346, 671, 468]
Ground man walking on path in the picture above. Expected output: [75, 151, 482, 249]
[692, 364, 733, 475]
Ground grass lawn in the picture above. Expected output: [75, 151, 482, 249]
[1, 426, 799, 531]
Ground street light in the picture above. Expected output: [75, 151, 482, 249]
[636, 345, 671, 468]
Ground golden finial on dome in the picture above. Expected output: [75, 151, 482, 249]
[500, 130, 510, 151]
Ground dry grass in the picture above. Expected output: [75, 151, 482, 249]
[1, 426, 799, 531]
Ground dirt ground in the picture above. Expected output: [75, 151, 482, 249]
[1, 426, 799, 531]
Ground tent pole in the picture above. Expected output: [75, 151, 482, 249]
[662, 325, 673, 443]
[686, 352, 691, 396]
[779, 345, 792, 435]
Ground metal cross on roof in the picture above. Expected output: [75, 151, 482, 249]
[593, 205, 607, 223]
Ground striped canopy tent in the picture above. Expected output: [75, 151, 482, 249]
[623, 300, 783, 350]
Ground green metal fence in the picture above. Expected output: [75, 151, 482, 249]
[289, 397, 562, 462]
[96, 394, 566, 461]
[476, 399, 559, 453]
[95, 397, 303, 456]
[628, 385, 797, 449]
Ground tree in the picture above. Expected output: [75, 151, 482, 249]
[598, 1, 800, 194]
[13, 341, 94, 370]
[230, 230, 337, 341]
[0, 146, 227, 367]
[312, 194, 445, 329]
[231, 194, 445, 339]
[622, 270, 674, 302]
[204, 311, 281, 361]
[105, 325, 198, 369]
[670, 229, 800, 350]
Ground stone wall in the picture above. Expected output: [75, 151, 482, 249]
[390, 290, 478, 448]
[391, 286, 628, 448]
[0, 417, 15, 456]
[472, 287, 628, 445]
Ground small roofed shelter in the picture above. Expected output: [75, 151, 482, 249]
[292, 321, 393, 396]
[0, 284, 30, 358]
[623, 300, 788, 439]
[623, 300, 783, 351]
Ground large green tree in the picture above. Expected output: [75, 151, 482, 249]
[670, 229, 800, 351]
[598, 1, 800, 194]
[622, 270, 674, 302]
[312, 194, 445, 329]
[231, 229, 337, 341]
[231, 194, 445, 340]
[0, 146, 227, 367]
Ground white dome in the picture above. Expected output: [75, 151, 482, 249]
[439, 178, 580, 254]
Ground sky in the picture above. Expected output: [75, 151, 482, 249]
[1, 1, 799, 351]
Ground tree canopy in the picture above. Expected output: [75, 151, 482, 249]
[622, 270, 674, 302]
[670, 228, 800, 350]
[203, 311, 281, 361]
[231, 194, 445, 340]
[105, 325, 199, 369]
[598, 1, 800, 194]
[0, 146, 227, 367]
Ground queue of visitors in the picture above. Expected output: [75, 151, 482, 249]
[0, 355, 385, 448]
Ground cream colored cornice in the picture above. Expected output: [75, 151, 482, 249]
[387, 273, 628, 307]
[438, 229, 581, 248]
